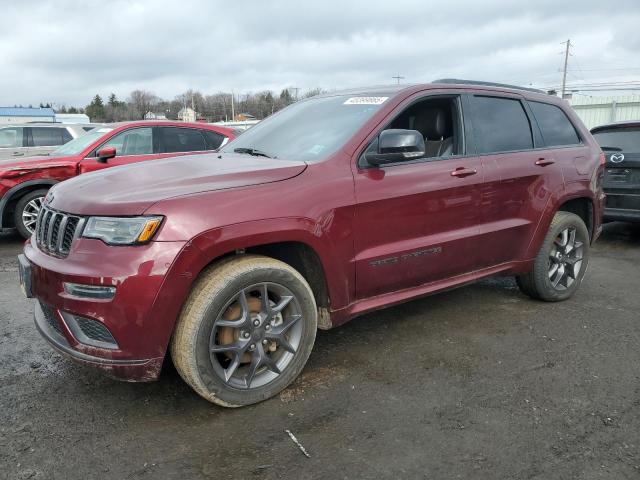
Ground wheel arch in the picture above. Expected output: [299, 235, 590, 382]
[0, 180, 57, 229]
[556, 196, 595, 240]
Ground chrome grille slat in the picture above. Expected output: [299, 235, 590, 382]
[35, 206, 82, 258]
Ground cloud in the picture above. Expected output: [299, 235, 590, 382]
[0, 0, 638, 107]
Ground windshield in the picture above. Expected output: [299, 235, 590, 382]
[48, 127, 113, 156]
[221, 94, 390, 161]
[592, 128, 640, 153]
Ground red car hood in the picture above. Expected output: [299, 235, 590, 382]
[48, 153, 307, 216]
[0, 154, 77, 172]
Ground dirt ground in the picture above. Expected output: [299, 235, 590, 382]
[1, 223, 639, 480]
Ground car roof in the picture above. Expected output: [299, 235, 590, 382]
[591, 120, 640, 132]
[315, 79, 556, 103]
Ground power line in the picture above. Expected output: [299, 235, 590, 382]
[392, 74, 404, 84]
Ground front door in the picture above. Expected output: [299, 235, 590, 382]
[79, 126, 158, 174]
[353, 94, 485, 299]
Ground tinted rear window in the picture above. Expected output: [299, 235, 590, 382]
[161, 127, 206, 153]
[30, 127, 65, 146]
[469, 96, 533, 154]
[529, 101, 580, 147]
[592, 128, 640, 153]
[203, 130, 225, 149]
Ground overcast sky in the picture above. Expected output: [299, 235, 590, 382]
[1, 0, 639, 107]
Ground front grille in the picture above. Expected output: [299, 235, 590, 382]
[75, 317, 117, 345]
[35, 206, 83, 257]
[40, 302, 63, 335]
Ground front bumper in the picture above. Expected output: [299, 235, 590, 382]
[34, 301, 163, 381]
[24, 236, 190, 381]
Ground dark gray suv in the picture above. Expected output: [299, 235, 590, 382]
[591, 121, 640, 222]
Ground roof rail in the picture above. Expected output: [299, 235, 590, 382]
[432, 78, 547, 94]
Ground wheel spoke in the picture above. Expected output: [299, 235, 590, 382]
[222, 354, 242, 382]
[272, 295, 293, 314]
[266, 332, 296, 353]
[556, 229, 569, 248]
[551, 265, 565, 288]
[272, 314, 302, 335]
[565, 229, 576, 253]
[211, 341, 246, 354]
[549, 263, 559, 278]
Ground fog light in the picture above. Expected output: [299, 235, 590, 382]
[63, 282, 116, 300]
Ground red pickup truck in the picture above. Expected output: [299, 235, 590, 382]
[1, 121, 235, 237]
[20, 80, 604, 407]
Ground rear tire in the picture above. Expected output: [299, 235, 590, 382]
[170, 255, 318, 407]
[14, 189, 48, 239]
[516, 211, 590, 301]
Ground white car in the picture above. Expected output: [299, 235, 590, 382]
[0, 123, 93, 161]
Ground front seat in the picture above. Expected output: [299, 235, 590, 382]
[412, 108, 453, 157]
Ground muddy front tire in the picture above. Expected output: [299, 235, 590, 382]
[170, 255, 318, 407]
[516, 211, 590, 302]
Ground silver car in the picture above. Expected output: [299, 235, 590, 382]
[0, 123, 92, 160]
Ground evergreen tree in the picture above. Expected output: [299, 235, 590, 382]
[85, 94, 105, 121]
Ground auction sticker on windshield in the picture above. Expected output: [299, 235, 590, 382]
[343, 97, 388, 105]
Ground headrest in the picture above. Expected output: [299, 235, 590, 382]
[413, 108, 446, 139]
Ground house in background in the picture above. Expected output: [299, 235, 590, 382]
[0, 106, 55, 124]
[144, 111, 167, 120]
[568, 95, 640, 129]
[177, 107, 197, 122]
[234, 113, 257, 121]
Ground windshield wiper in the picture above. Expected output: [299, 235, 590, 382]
[233, 147, 273, 158]
[600, 146, 622, 151]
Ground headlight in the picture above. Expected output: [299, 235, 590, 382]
[82, 216, 163, 245]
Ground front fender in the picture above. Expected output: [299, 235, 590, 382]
[0, 179, 58, 229]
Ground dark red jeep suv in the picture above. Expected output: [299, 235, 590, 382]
[19, 80, 605, 407]
[0, 121, 235, 238]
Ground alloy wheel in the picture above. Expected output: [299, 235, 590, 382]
[209, 282, 304, 390]
[548, 227, 584, 290]
[22, 196, 44, 234]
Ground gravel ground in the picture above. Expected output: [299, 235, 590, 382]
[1, 223, 639, 480]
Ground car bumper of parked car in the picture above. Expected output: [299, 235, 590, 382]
[22, 237, 188, 382]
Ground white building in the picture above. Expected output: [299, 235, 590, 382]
[55, 113, 90, 124]
[0, 107, 55, 124]
[177, 107, 197, 123]
[569, 95, 640, 129]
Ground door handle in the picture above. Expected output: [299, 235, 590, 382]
[450, 167, 478, 178]
[535, 158, 555, 166]
[12, 152, 24, 156]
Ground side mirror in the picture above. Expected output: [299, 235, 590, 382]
[97, 146, 116, 163]
[366, 129, 425, 167]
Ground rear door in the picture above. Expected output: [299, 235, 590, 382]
[0, 127, 26, 160]
[591, 126, 640, 212]
[465, 93, 565, 268]
[79, 126, 157, 173]
[353, 92, 485, 299]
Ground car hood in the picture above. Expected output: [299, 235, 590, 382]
[0, 154, 77, 172]
[48, 152, 307, 216]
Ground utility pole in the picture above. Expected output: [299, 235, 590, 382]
[291, 87, 300, 100]
[392, 74, 405, 84]
[231, 90, 235, 121]
[561, 39, 572, 98]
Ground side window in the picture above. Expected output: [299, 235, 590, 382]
[202, 130, 225, 150]
[529, 101, 580, 147]
[469, 96, 533, 154]
[160, 127, 206, 153]
[29, 127, 65, 147]
[361, 95, 462, 166]
[61, 128, 73, 143]
[100, 128, 153, 156]
[0, 127, 24, 148]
